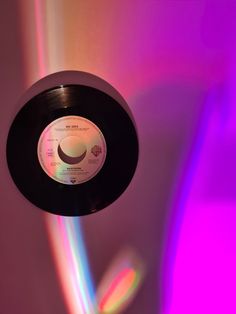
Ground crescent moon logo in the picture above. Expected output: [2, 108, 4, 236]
[58, 144, 87, 164]
[57, 135, 87, 165]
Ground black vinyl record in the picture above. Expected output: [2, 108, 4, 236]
[6, 84, 139, 216]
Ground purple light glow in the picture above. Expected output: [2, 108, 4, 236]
[163, 83, 236, 313]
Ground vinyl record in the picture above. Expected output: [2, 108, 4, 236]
[6, 84, 139, 216]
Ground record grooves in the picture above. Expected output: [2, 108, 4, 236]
[7, 84, 139, 216]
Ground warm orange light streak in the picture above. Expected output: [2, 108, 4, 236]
[19, 0, 143, 97]
[45, 0, 65, 73]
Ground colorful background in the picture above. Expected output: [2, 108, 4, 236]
[0, 1, 236, 313]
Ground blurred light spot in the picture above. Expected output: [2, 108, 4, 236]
[97, 248, 145, 314]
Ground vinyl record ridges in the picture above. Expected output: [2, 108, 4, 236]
[7, 82, 138, 216]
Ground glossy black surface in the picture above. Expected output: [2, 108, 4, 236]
[7, 85, 139, 216]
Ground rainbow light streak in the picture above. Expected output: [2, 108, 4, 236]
[45, 214, 96, 314]
[97, 248, 144, 314]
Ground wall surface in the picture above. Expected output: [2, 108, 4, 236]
[0, 1, 235, 313]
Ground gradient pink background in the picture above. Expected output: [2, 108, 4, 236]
[0, 1, 236, 313]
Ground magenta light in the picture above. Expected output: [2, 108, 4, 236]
[168, 202, 236, 313]
[163, 84, 236, 314]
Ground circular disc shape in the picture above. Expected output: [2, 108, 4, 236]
[6, 84, 139, 216]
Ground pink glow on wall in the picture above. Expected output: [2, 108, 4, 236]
[33, 0, 47, 77]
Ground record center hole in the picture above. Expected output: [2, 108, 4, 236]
[58, 136, 87, 164]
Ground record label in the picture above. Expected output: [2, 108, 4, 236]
[37, 115, 107, 185]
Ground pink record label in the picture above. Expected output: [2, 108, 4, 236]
[37, 116, 107, 184]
